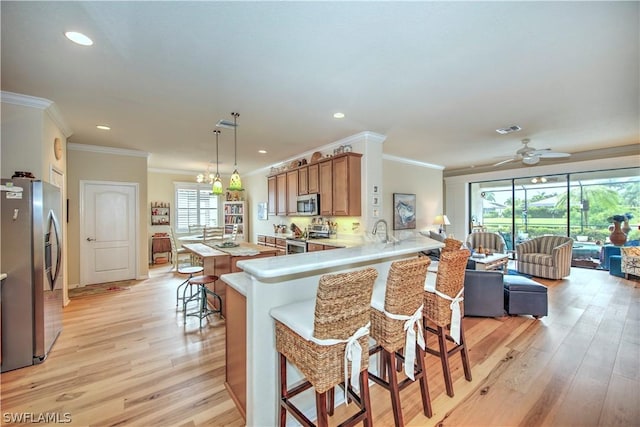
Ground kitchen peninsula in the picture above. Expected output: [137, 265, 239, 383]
[221, 233, 443, 426]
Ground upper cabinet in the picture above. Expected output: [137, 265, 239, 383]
[286, 170, 298, 215]
[332, 153, 362, 216]
[267, 152, 362, 217]
[276, 173, 287, 216]
[308, 163, 319, 194]
[267, 176, 277, 216]
[319, 159, 333, 216]
[298, 167, 308, 195]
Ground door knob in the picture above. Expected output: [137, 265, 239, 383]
[86, 237, 95, 241]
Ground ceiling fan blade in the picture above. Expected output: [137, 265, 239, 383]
[493, 158, 516, 167]
[537, 151, 571, 158]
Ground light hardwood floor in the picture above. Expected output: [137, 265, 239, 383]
[1, 265, 638, 426]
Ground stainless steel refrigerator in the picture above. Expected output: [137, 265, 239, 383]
[1, 178, 63, 372]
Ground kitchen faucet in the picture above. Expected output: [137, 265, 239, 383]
[371, 219, 390, 243]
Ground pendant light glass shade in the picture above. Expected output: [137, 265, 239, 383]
[212, 174, 224, 194]
[227, 112, 243, 191]
[212, 129, 224, 195]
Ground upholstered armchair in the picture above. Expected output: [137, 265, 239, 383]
[466, 232, 507, 254]
[620, 246, 640, 279]
[516, 236, 573, 279]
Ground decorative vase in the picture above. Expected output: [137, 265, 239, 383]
[609, 221, 627, 246]
[622, 219, 631, 235]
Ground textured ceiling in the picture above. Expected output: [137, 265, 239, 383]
[2, 1, 638, 176]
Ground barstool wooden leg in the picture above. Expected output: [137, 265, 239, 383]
[315, 392, 328, 427]
[279, 354, 287, 427]
[460, 324, 472, 382]
[437, 325, 455, 397]
[387, 351, 404, 427]
[360, 370, 373, 427]
[417, 346, 433, 417]
[327, 387, 335, 416]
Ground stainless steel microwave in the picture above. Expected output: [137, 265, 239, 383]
[297, 194, 319, 216]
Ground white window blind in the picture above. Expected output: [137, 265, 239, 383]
[174, 183, 219, 233]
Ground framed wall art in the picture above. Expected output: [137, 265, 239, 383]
[393, 193, 416, 230]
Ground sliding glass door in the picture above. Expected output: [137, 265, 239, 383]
[468, 167, 639, 268]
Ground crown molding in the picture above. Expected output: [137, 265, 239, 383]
[68, 143, 149, 158]
[383, 154, 445, 170]
[148, 167, 204, 176]
[1, 91, 73, 137]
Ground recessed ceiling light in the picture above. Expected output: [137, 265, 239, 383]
[65, 31, 93, 46]
[258, 150, 267, 154]
[333, 112, 345, 119]
[96, 125, 111, 130]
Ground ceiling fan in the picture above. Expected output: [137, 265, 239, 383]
[493, 138, 571, 167]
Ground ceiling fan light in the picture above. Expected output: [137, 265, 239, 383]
[522, 156, 539, 165]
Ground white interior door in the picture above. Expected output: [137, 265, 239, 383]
[80, 182, 137, 286]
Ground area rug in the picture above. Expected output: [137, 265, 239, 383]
[506, 269, 533, 278]
[69, 281, 135, 298]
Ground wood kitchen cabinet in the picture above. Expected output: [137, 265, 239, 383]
[319, 159, 333, 216]
[276, 173, 287, 216]
[307, 242, 325, 252]
[286, 170, 298, 215]
[298, 167, 308, 195]
[332, 153, 362, 216]
[267, 152, 360, 216]
[267, 176, 277, 216]
[308, 163, 319, 194]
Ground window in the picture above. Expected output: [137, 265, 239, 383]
[174, 183, 220, 233]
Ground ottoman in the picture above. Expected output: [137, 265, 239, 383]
[609, 255, 625, 278]
[503, 275, 548, 318]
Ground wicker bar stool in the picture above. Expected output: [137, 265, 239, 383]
[368, 257, 432, 427]
[183, 275, 221, 328]
[270, 268, 378, 427]
[423, 248, 472, 397]
[442, 237, 464, 253]
[176, 265, 204, 308]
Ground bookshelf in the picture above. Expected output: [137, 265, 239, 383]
[223, 201, 246, 241]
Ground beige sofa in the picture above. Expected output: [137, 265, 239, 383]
[516, 236, 573, 279]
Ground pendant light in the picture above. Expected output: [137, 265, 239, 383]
[227, 112, 243, 191]
[212, 129, 224, 195]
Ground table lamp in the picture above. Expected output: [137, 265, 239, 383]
[433, 214, 450, 236]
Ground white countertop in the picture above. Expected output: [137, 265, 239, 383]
[237, 233, 443, 280]
[220, 272, 251, 296]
